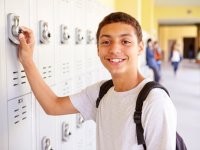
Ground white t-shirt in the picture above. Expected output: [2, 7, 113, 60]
[171, 50, 181, 62]
[70, 78, 177, 150]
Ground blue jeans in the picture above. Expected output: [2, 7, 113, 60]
[172, 61, 179, 74]
[149, 66, 160, 82]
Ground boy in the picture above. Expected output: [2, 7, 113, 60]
[18, 12, 176, 150]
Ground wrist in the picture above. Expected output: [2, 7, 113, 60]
[21, 59, 35, 69]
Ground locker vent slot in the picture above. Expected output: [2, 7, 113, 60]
[63, 87, 70, 95]
[22, 117, 27, 120]
[12, 70, 19, 86]
[12, 69, 27, 86]
[14, 121, 20, 124]
[11, 98, 28, 125]
[20, 69, 27, 85]
[42, 65, 53, 79]
[13, 108, 21, 124]
[62, 62, 70, 75]
[75, 60, 82, 71]
[14, 115, 19, 118]
[14, 109, 19, 112]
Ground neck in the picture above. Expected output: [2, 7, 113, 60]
[111, 70, 144, 92]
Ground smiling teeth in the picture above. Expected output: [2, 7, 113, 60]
[110, 59, 123, 62]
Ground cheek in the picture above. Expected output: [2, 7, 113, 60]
[97, 50, 104, 60]
[98, 47, 106, 56]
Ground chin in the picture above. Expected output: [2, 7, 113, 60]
[108, 69, 126, 77]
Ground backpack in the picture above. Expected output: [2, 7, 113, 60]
[96, 80, 187, 150]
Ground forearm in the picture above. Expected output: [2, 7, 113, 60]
[22, 60, 58, 114]
[18, 29, 78, 115]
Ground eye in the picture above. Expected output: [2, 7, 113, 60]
[99, 40, 111, 46]
[122, 40, 131, 45]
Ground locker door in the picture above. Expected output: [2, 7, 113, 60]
[54, 0, 74, 84]
[34, 0, 55, 87]
[35, 86, 58, 150]
[84, 0, 97, 87]
[71, 1, 87, 149]
[8, 94, 32, 150]
[56, 81, 75, 150]
[73, 113, 86, 150]
[35, 103, 58, 150]
[54, 1, 76, 148]
[5, 0, 31, 100]
[84, 2, 98, 150]
[73, 0, 86, 92]
[0, 0, 8, 149]
[31, 1, 57, 149]
[4, 1, 34, 150]
[58, 115, 76, 150]
[85, 0, 97, 73]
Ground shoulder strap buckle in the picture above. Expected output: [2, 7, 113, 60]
[134, 111, 142, 124]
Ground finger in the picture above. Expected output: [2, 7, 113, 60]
[18, 33, 28, 48]
[20, 26, 32, 34]
[20, 26, 35, 44]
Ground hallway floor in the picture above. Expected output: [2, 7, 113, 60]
[160, 59, 200, 150]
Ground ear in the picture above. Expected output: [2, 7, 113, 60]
[138, 41, 144, 55]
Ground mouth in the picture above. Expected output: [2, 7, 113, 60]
[106, 58, 127, 65]
[108, 58, 124, 63]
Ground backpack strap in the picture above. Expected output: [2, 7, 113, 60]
[96, 80, 113, 108]
[134, 81, 169, 149]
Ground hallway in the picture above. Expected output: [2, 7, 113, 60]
[160, 60, 200, 150]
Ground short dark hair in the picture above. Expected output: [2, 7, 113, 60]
[96, 12, 143, 44]
[147, 38, 152, 45]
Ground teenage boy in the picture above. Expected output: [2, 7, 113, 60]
[18, 12, 176, 150]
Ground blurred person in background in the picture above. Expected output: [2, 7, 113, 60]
[170, 41, 182, 76]
[153, 41, 162, 71]
[146, 38, 161, 82]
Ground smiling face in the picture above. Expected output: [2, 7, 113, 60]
[97, 22, 144, 77]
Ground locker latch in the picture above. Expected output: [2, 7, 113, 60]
[62, 122, 72, 142]
[76, 113, 84, 128]
[7, 13, 22, 45]
[61, 25, 70, 44]
[75, 28, 84, 44]
[86, 30, 94, 44]
[39, 21, 51, 44]
[42, 136, 53, 150]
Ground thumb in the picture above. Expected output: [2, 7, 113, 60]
[18, 33, 28, 48]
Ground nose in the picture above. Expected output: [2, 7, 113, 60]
[109, 42, 121, 54]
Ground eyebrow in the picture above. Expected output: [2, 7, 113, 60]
[99, 33, 133, 39]
[99, 34, 111, 39]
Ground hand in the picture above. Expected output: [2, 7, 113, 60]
[18, 26, 35, 65]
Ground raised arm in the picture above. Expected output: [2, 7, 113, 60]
[18, 26, 79, 115]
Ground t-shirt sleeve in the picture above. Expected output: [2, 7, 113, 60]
[142, 88, 177, 150]
[69, 81, 104, 121]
